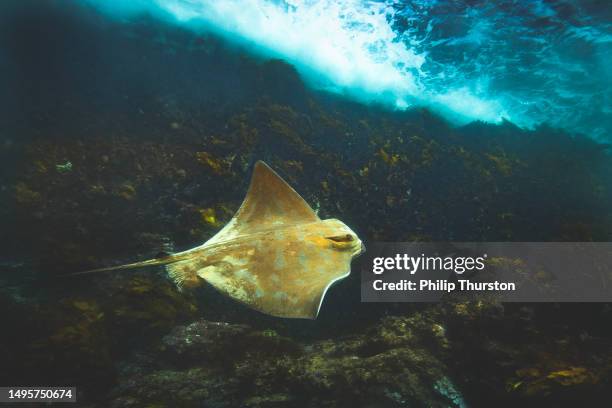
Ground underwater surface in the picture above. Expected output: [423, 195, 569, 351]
[0, 0, 611, 407]
[79, 0, 612, 139]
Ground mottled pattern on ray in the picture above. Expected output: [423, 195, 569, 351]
[193, 218, 360, 318]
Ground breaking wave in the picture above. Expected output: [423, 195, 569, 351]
[83, 0, 612, 139]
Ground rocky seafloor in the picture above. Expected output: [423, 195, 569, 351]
[1, 3, 612, 407]
[107, 302, 612, 408]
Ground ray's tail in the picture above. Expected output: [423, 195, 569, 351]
[63, 253, 190, 277]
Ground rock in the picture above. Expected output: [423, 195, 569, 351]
[161, 320, 251, 364]
[161, 320, 301, 366]
[110, 317, 464, 407]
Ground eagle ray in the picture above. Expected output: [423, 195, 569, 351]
[70, 161, 364, 319]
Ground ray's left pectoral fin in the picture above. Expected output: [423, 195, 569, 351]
[195, 253, 355, 320]
[305, 265, 353, 320]
[261, 255, 354, 320]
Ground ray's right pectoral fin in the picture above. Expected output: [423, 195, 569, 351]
[205, 161, 319, 245]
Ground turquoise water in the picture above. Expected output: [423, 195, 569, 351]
[82, 0, 611, 140]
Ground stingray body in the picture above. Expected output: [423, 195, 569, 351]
[75, 161, 364, 319]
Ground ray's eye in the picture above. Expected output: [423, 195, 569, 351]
[326, 234, 354, 243]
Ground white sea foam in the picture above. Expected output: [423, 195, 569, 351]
[83, 0, 610, 139]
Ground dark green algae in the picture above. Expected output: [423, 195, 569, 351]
[1, 5, 612, 407]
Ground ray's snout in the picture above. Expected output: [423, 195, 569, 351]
[353, 237, 365, 257]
